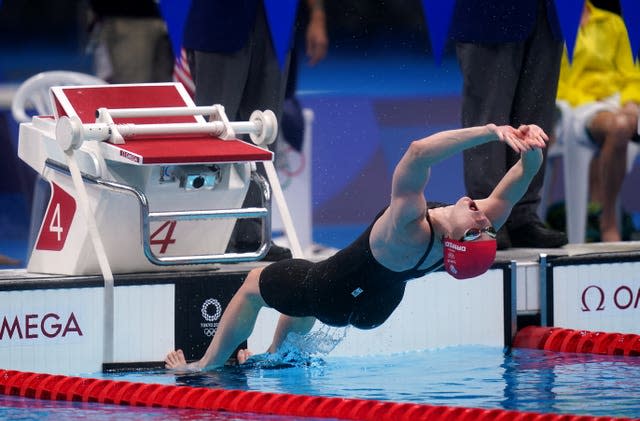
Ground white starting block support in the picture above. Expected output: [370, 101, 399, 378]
[271, 109, 314, 255]
[17, 82, 290, 275]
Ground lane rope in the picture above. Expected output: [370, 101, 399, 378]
[514, 326, 640, 356]
[0, 368, 630, 420]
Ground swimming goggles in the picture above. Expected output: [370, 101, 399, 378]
[460, 226, 497, 242]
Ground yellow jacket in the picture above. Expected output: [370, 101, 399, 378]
[557, 2, 640, 107]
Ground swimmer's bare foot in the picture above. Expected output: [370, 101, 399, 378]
[165, 349, 200, 372]
[236, 349, 253, 364]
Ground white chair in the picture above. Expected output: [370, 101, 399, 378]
[11, 71, 107, 255]
[540, 100, 639, 243]
[11, 70, 106, 122]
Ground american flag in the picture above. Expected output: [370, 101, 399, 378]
[173, 47, 195, 99]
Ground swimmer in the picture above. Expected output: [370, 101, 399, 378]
[165, 123, 548, 371]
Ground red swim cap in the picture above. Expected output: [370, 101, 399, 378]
[443, 237, 497, 280]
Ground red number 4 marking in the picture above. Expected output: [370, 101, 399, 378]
[36, 183, 76, 251]
[150, 221, 177, 253]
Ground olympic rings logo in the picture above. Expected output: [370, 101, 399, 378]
[201, 298, 222, 322]
[203, 328, 216, 337]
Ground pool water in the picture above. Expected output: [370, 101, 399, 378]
[4, 346, 636, 420]
[163, 346, 640, 418]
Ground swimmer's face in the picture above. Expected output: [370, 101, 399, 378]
[449, 197, 493, 241]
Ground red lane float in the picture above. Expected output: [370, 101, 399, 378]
[514, 326, 640, 356]
[0, 368, 630, 421]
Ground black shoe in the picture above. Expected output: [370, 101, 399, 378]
[262, 244, 293, 262]
[496, 227, 511, 250]
[509, 221, 568, 248]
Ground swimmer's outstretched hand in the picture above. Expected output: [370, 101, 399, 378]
[165, 349, 201, 372]
[488, 124, 548, 153]
[165, 349, 255, 371]
[516, 124, 548, 149]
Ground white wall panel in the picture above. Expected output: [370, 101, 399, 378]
[250, 268, 508, 357]
[552, 261, 640, 334]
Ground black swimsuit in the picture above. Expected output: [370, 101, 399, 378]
[259, 207, 443, 329]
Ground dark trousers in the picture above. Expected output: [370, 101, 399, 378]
[455, 0, 562, 229]
[188, 3, 289, 249]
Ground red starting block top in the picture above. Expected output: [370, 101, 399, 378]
[50, 83, 273, 165]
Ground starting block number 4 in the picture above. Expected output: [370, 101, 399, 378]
[35, 183, 180, 254]
[36, 183, 77, 251]
[150, 221, 177, 253]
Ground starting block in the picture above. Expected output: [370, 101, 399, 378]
[18, 82, 279, 275]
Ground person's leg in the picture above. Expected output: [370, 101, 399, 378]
[456, 41, 522, 249]
[235, 314, 316, 363]
[237, 1, 289, 122]
[166, 267, 267, 370]
[149, 18, 175, 83]
[267, 315, 316, 353]
[230, 2, 291, 259]
[588, 155, 602, 205]
[189, 45, 289, 257]
[502, 0, 567, 248]
[508, 0, 563, 228]
[587, 111, 635, 241]
[190, 46, 251, 117]
[457, 42, 520, 197]
[102, 17, 156, 83]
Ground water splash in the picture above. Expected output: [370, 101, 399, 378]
[284, 324, 349, 356]
[245, 324, 349, 368]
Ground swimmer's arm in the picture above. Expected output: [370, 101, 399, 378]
[391, 125, 529, 221]
[478, 147, 544, 229]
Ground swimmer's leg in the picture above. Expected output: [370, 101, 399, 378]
[268, 315, 316, 353]
[166, 267, 267, 371]
[199, 267, 268, 369]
